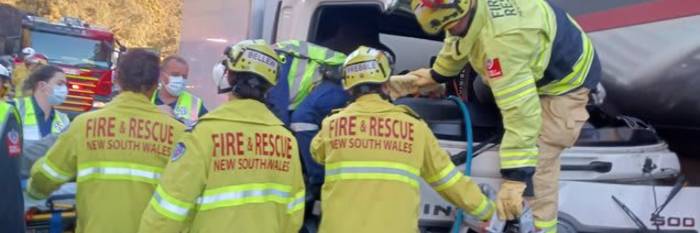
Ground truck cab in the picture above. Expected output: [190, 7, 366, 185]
[259, 0, 435, 74]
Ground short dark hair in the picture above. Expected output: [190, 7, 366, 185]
[23, 65, 64, 94]
[227, 72, 272, 102]
[116, 49, 160, 93]
[161, 55, 188, 69]
[349, 83, 387, 101]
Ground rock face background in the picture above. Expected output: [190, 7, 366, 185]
[0, 0, 182, 56]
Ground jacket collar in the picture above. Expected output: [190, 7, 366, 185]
[345, 94, 396, 113]
[202, 99, 283, 126]
[108, 91, 161, 113]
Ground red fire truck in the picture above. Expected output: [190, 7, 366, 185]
[3, 15, 121, 112]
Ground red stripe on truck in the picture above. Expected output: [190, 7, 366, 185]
[575, 0, 700, 32]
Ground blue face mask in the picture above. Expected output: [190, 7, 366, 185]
[165, 76, 186, 96]
[48, 84, 68, 106]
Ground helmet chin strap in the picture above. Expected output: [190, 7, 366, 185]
[225, 73, 239, 94]
[321, 65, 344, 82]
[450, 0, 477, 37]
[217, 87, 232, 94]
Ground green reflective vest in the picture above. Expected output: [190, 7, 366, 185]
[151, 90, 203, 125]
[15, 97, 70, 141]
[274, 40, 346, 110]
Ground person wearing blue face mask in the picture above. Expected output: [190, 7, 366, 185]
[151, 55, 207, 126]
[14, 65, 70, 178]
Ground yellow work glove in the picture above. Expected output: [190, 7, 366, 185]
[412, 68, 438, 87]
[496, 180, 527, 220]
[388, 73, 418, 100]
[387, 68, 444, 100]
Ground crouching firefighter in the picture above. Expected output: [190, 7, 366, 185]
[310, 46, 494, 233]
[139, 40, 306, 233]
[404, 0, 602, 231]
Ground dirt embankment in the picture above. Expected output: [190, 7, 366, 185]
[0, 0, 182, 56]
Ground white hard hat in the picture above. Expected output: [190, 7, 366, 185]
[212, 60, 232, 94]
[22, 47, 36, 57]
[0, 64, 10, 79]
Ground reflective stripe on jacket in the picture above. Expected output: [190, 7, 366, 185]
[27, 92, 185, 233]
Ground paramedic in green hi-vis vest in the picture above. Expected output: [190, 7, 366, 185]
[14, 65, 70, 179]
[152, 55, 208, 126]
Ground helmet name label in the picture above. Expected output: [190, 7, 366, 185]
[345, 61, 379, 76]
[242, 50, 278, 70]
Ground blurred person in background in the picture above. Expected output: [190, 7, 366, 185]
[152, 56, 207, 126]
[12, 48, 49, 98]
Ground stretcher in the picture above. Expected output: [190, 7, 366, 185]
[23, 182, 77, 233]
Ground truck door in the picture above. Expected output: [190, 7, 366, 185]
[275, 0, 395, 42]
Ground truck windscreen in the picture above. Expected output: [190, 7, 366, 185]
[30, 30, 112, 69]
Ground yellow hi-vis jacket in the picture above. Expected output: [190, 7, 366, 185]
[311, 94, 494, 233]
[139, 99, 305, 233]
[27, 91, 185, 233]
[430, 0, 600, 181]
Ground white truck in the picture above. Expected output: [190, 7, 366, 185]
[179, 0, 700, 232]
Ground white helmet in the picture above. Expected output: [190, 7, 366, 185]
[22, 47, 36, 58]
[0, 64, 10, 79]
[211, 60, 232, 94]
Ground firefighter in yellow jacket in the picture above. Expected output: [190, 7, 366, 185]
[26, 49, 185, 233]
[403, 0, 602, 231]
[139, 40, 305, 233]
[310, 46, 494, 233]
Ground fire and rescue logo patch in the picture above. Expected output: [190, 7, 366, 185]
[486, 58, 503, 78]
[7, 129, 21, 157]
[171, 142, 186, 161]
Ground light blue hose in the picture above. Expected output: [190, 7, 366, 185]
[448, 96, 474, 233]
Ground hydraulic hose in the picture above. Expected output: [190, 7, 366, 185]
[448, 96, 474, 233]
